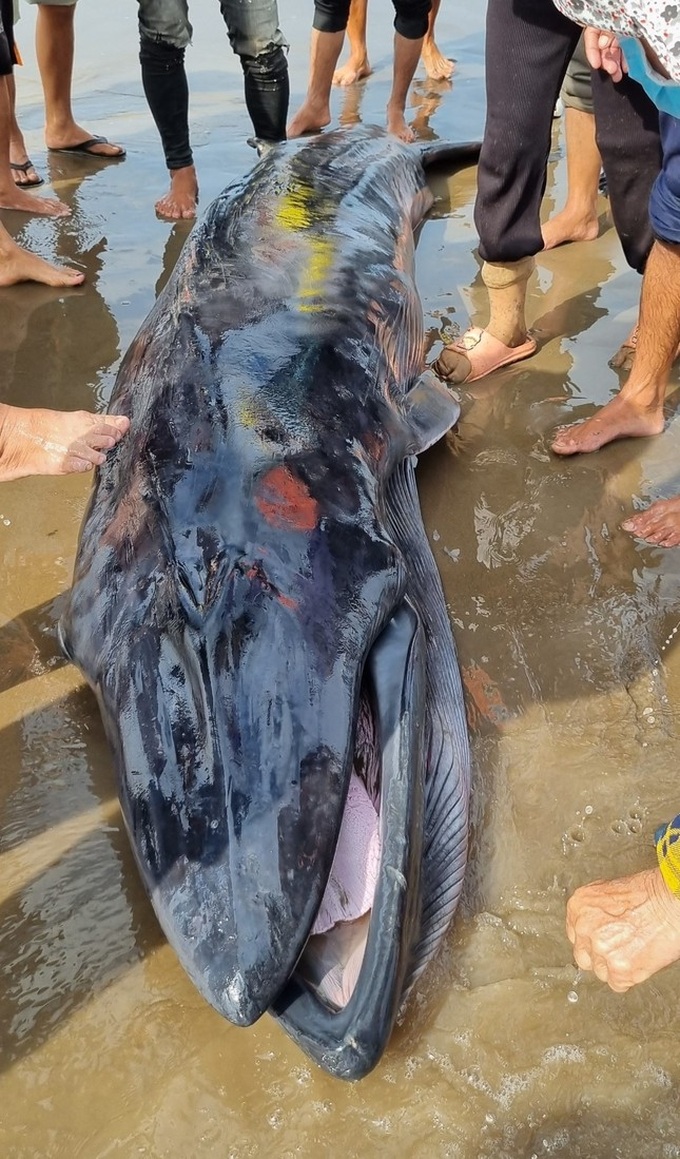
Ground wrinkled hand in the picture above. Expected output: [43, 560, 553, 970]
[566, 868, 680, 992]
[584, 26, 627, 83]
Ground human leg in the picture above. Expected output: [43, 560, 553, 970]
[420, 0, 453, 81]
[6, 72, 43, 186]
[138, 0, 197, 219]
[433, 0, 579, 384]
[25, 0, 124, 157]
[288, 1, 350, 138]
[219, 0, 289, 144]
[0, 77, 70, 212]
[551, 76, 664, 455]
[333, 0, 371, 86]
[386, 2, 430, 142]
[543, 36, 601, 250]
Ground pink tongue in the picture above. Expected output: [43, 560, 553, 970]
[311, 772, 382, 936]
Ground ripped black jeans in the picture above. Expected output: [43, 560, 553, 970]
[138, 0, 289, 170]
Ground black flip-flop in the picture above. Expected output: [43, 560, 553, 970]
[48, 135, 126, 159]
[10, 159, 44, 187]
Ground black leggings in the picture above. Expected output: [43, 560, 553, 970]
[476, 0, 661, 273]
[313, 0, 431, 40]
[140, 30, 289, 171]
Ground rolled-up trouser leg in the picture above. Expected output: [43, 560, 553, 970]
[393, 0, 431, 40]
[475, 0, 580, 264]
[590, 67, 661, 273]
[312, 0, 351, 34]
[649, 113, 680, 245]
[139, 34, 192, 170]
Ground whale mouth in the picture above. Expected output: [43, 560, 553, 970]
[271, 599, 428, 1080]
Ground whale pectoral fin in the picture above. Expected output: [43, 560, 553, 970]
[410, 185, 435, 229]
[402, 369, 461, 455]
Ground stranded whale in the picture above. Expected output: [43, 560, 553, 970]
[60, 126, 476, 1080]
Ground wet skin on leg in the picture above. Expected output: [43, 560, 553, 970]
[542, 106, 601, 250]
[288, 29, 345, 137]
[386, 31, 423, 142]
[333, 0, 372, 86]
[420, 0, 453, 81]
[552, 238, 679, 457]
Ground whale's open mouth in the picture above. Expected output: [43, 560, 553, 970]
[272, 600, 427, 1080]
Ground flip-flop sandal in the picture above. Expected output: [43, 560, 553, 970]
[48, 135, 126, 159]
[10, 159, 44, 188]
[434, 326, 537, 384]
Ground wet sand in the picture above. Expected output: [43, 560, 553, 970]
[3, 3, 680, 1156]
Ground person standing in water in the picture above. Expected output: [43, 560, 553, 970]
[138, 0, 289, 220]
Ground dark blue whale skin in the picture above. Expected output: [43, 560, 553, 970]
[60, 126, 476, 1080]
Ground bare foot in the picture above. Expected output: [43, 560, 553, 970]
[0, 404, 130, 482]
[45, 123, 125, 158]
[622, 497, 680, 547]
[333, 55, 372, 86]
[0, 177, 70, 217]
[386, 103, 415, 143]
[0, 234, 85, 288]
[155, 166, 198, 221]
[542, 207, 600, 250]
[551, 393, 665, 456]
[287, 99, 331, 139]
[421, 40, 454, 81]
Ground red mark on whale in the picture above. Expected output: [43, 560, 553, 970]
[255, 466, 319, 532]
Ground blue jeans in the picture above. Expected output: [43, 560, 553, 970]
[649, 113, 680, 246]
[138, 0, 289, 168]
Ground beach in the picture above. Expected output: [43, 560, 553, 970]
[2, 3, 680, 1155]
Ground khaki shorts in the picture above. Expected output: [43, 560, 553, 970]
[561, 33, 594, 116]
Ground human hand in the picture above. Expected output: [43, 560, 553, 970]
[584, 27, 627, 83]
[566, 868, 680, 992]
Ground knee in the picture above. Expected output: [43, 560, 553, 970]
[312, 1, 351, 35]
[139, 32, 186, 72]
[138, 0, 192, 51]
[239, 44, 288, 83]
[394, 0, 431, 40]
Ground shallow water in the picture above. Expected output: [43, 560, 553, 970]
[2, 3, 680, 1156]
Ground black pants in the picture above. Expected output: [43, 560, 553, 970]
[313, 0, 431, 40]
[140, 9, 289, 171]
[476, 0, 661, 273]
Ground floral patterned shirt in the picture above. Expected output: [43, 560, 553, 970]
[552, 0, 680, 82]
